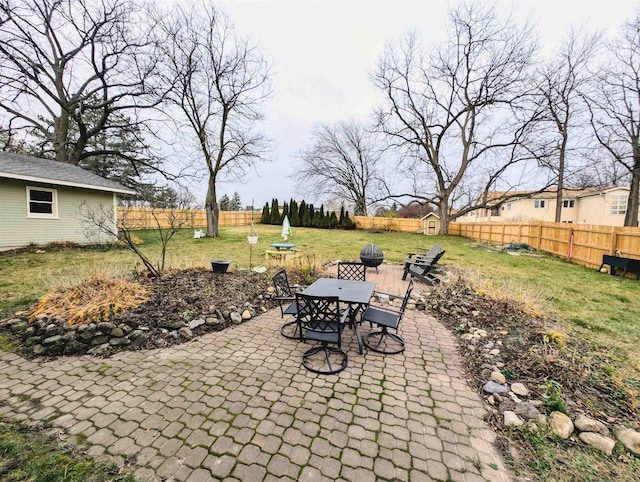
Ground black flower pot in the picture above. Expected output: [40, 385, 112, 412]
[211, 260, 231, 273]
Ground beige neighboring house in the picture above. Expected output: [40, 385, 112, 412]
[0, 152, 136, 250]
[457, 186, 638, 226]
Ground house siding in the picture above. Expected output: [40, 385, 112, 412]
[0, 179, 117, 249]
[459, 187, 637, 227]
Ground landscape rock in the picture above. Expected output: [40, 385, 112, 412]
[491, 371, 506, 385]
[578, 432, 616, 455]
[110, 327, 124, 338]
[549, 411, 574, 439]
[574, 414, 609, 436]
[230, 312, 242, 324]
[241, 310, 252, 320]
[614, 428, 640, 455]
[514, 402, 542, 421]
[178, 327, 193, 339]
[483, 380, 508, 394]
[205, 316, 222, 326]
[188, 318, 206, 330]
[504, 411, 524, 427]
[511, 383, 529, 397]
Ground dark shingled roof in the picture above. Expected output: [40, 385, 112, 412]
[0, 151, 136, 194]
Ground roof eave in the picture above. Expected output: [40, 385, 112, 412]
[0, 171, 137, 195]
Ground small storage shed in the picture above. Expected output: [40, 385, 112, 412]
[0, 152, 136, 250]
[421, 212, 440, 235]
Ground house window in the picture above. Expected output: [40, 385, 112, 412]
[26, 187, 57, 218]
[563, 200, 575, 208]
[491, 207, 500, 216]
[506, 203, 512, 211]
[534, 200, 545, 208]
[610, 195, 627, 215]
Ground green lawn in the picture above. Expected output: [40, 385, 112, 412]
[1, 225, 639, 368]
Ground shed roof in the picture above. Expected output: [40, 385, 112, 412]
[0, 151, 136, 194]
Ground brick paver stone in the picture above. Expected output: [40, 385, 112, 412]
[0, 265, 512, 481]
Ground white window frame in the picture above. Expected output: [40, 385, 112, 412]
[534, 199, 545, 208]
[563, 199, 575, 208]
[610, 195, 627, 215]
[26, 186, 58, 218]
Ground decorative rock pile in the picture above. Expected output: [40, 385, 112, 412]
[476, 339, 640, 458]
[1, 302, 261, 358]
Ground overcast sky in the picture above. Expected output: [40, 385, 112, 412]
[203, 0, 639, 210]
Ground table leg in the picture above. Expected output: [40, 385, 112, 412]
[348, 304, 364, 355]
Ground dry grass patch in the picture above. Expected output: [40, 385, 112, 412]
[28, 275, 149, 326]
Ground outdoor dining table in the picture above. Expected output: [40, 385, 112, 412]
[300, 277, 376, 355]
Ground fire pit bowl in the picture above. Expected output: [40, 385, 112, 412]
[360, 244, 384, 269]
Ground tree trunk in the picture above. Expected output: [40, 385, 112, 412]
[438, 198, 450, 235]
[624, 168, 640, 227]
[555, 132, 567, 223]
[54, 113, 71, 163]
[354, 197, 367, 216]
[555, 149, 566, 223]
[205, 175, 220, 237]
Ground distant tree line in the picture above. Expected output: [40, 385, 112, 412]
[218, 192, 243, 211]
[260, 199, 355, 229]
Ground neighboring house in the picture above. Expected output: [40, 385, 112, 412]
[457, 187, 638, 226]
[0, 152, 136, 250]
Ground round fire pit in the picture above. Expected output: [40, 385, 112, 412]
[360, 244, 384, 270]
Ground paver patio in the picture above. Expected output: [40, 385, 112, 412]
[0, 265, 512, 481]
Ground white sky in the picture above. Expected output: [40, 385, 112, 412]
[205, 0, 639, 209]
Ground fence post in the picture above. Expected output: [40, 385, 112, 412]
[610, 226, 617, 255]
[537, 223, 542, 251]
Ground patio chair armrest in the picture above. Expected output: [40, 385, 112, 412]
[373, 289, 402, 300]
[366, 303, 402, 316]
[276, 295, 295, 302]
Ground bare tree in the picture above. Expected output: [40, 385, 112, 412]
[155, 4, 271, 237]
[0, 0, 162, 169]
[585, 13, 640, 226]
[373, 2, 545, 233]
[536, 29, 601, 222]
[296, 120, 384, 216]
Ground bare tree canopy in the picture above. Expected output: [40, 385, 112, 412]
[155, 3, 271, 237]
[535, 28, 601, 222]
[585, 13, 640, 226]
[295, 120, 384, 216]
[373, 2, 548, 233]
[0, 0, 163, 171]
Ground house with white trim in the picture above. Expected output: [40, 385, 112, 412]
[0, 152, 136, 250]
[457, 187, 638, 226]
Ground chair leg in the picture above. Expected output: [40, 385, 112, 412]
[363, 327, 405, 354]
[280, 320, 299, 339]
[302, 344, 348, 374]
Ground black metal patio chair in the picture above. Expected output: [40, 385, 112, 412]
[272, 268, 306, 339]
[295, 293, 350, 374]
[362, 278, 414, 354]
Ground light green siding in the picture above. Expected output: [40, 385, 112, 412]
[0, 179, 117, 249]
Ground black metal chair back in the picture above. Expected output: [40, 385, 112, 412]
[295, 293, 347, 374]
[295, 293, 342, 338]
[337, 261, 366, 281]
[397, 278, 415, 324]
[273, 268, 293, 299]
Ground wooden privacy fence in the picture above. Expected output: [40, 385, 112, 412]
[450, 221, 640, 269]
[117, 208, 258, 229]
[353, 216, 423, 233]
